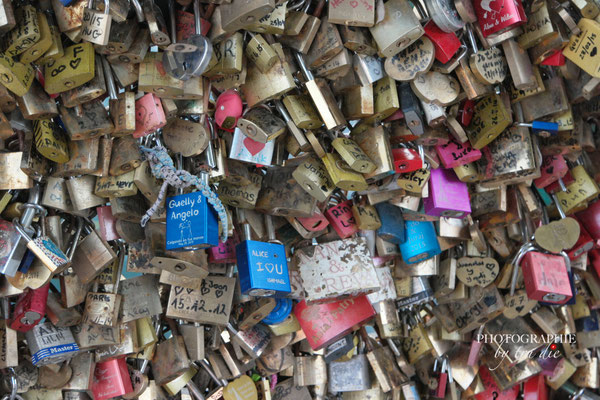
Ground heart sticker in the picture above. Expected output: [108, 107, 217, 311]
[243, 137, 266, 156]
[503, 290, 537, 319]
[456, 257, 499, 287]
[534, 217, 580, 254]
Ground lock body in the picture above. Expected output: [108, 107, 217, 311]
[294, 295, 376, 350]
[26, 322, 80, 366]
[399, 220, 442, 264]
[424, 168, 471, 218]
[166, 191, 219, 251]
[236, 240, 291, 297]
[325, 199, 358, 239]
[522, 251, 572, 304]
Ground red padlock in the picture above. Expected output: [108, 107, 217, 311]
[91, 358, 134, 400]
[517, 247, 572, 304]
[523, 374, 548, 400]
[567, 218, 595, 260]
[458, 99, 475, 127]
[541, 49, 565, 66]
[294, 295, 376, 350]
[534, 155, 569, 189]
[545, 171, 574, 194]
[577, 199, 600, 240]
[97, 206, 120, 242]
[325, 199, 358, 239]
[176, 9, 211, 41]
[296, 208, 330, 232]
[475, 366, 519, 400]
[215, 90, 243, 131]
[10, 283, 49, 332]
[473, 0, 526, 38]
[392, 147, 422, 173]
[435, 139, 482, 169]
[133, 93, 167, 138]
[208, 237, 237, 264]
[424, 21, 461, 64]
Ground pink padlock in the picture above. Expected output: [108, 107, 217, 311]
[297, 208, 330, 232]
[518, 248, 572, 304]
[97, 205, 120, 242]
[208, 238, 237, 264]
[534, 155, 568, 189]
[133, 93, 167, 138]
[423, 168, 471, 218]
[435, 139, 482, 169]
[91, 358, 133, 400]
[325, 199, 358, 239]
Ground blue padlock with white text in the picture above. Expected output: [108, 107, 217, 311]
[399, 220, 441, 264]
[236, 212, 291, 297]
[166, 172, 219, 251]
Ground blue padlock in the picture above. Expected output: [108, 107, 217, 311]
[166, 190, 219, 251]
[575, 310, 599, 332]
[236, 214, 291, 297]
[399, 220, 441, 264]
[262, 298, 293, 325]
[375, 203, 405, 244]
[516, 121, 559, 137]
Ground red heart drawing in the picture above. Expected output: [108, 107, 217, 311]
[243, 137, 265, 156]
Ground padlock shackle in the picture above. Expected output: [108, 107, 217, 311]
[194, 0, 202, 35]
[101, 55, 118, 100]
[112, 241, 126, 294]
[294, 52, 314, 81]
[20, 183, 41, 229]
[509, 242, 536, 295]
[168, 0, 177, 44]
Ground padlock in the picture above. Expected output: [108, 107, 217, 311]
[60, 101, 114, 141]
[166, 173, 219, 251]
[511, 244, 573, 304]
[295, 238, 380, 303]
[71, 221, 117, 284]
[237, 106, 286, 144]
[424, 168, 471, 217]
[91, 357, 133, 400]
[82, 243, 125, 327]
[291, 155, 335, 202]
[369, 0, 424, 57]
[133, 93, 167, 138]
[26, 322, 80, 366]
[236, 212, 291, 296]
[282, 94, 322, 130]
[9, 283, 49, 332]
[13, 219, 70, 274]
[325, 197, 358, 239]
[295, 295, 375, 350]
[374, 202, 405, 244]
[215, 90, 243, 131]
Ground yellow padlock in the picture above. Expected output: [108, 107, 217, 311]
[44, 42, 95, 95]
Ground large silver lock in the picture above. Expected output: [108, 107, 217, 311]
[25, 322, 79, 366]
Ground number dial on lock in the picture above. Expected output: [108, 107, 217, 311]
[411, 71, 460, 106]
[456, 256, 499, 287]
[469, 47, 508, 85]
[503, 290, 537, 319]
[384, 37, 435, 81]
[534, 217, 581, 254]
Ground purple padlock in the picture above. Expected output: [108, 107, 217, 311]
[423, 168, 471, 218]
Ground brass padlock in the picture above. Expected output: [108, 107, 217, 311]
[237, 106, 286, 143]
[44, 42, 96, 95]
[60, 100, 114, 140]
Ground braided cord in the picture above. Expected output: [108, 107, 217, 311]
[139, 145, 228, 243]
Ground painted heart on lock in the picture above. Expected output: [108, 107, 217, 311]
[243, 137, 266, 156]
